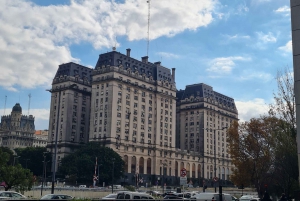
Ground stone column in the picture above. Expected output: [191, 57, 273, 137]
[128, 156, 132, 174]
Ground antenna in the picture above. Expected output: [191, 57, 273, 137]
[4, 95, 7, 115]
[28, 93, 31, 115]
[147, 0, 151, 56]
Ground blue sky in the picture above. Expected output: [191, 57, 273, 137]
[0, 0, 292, 130]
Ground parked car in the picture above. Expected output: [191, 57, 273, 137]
[116, 191, 154, 199]
[190, 192, 233, 201]
[164, 194, 187, 199]
[102, 193, 117, 200]
[0, 191, 27, 199]
[239, 195, 260, 201]
[40, 194, 73, 200]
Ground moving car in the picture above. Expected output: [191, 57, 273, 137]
[102, 193, 117, 200]
[0, 191, 27, 199]
[40, 194, 73, 200]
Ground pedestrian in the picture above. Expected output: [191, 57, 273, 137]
[279, 193, 287, 201]
[261, 191, 272, 201]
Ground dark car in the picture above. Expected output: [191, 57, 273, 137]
[40, 194, 73, 200]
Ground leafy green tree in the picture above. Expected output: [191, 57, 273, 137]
[0, 165, 34, 192]
[0, 147, 14, 165]
[59, 142, 124, 185]
[14, 147, 51, 177]
[0, 149, 34, 192]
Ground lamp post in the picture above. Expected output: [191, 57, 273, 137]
[41, 152, 47, 196]
[112, 158, 115, 194]
[13, 156, 20, 166]
[161, 160, 167, 195]
[98, 164, 102, 186]
[204, 127, 227, 193]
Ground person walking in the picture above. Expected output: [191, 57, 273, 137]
[279, 193, 287, 201]
[261, 190, 272, 201]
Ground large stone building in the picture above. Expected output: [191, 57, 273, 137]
[0, 103, 35, 149]
[176, 83, 238, 181]
[47, 48, 238, 186]
[47, 62, 92, 164]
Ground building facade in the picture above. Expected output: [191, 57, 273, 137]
[47, 48, 238, 186]
[46, 62, 92, 165]
[33, 130, 48, 147]
[290, 0, 300, 183]
[0, 103, 35, 149]
[176, 83, 238, 181]
[89, 49, 177, 184]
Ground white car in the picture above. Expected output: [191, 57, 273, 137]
[0, 191, 27, 199]
[102, 193, 117, 200]
[239, 195, 260, 201]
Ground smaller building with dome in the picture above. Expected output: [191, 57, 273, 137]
[0, 103, 36, 149]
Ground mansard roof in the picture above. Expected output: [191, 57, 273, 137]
[95, 49, 175, 84]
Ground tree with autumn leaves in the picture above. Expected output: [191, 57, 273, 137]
[227, 68, 298, 198]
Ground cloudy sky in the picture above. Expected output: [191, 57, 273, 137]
[0, 0, 292, 130]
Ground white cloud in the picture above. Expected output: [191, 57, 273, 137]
[0, 0, 217, 90]
[237, 3, 249, 14]
[278, 40, 292, 53]
[238, 71, 273, 82]
[156, 52, 180, 59]
[274, 6, 290, 16]
[221, 34, 250, 43]
[256, 32, 277, 43]
[207, 56, 251, 74]
[251, 0, 271, 6]
[236, 98, 269, 122]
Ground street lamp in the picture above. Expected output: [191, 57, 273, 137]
[41, 152, 47, 196]
[98, 164, 102, 186]
[13, 156, 20, 166]
[161, 160, 167, 195]
[112, 158, 115, 194]
[204, 127, 227, 193]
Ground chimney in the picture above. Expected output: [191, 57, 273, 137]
[141, 56, 148, 63]
[154, 61, 161, 66]
[172, 68, 175, 81]
[126, 48, 131, 57]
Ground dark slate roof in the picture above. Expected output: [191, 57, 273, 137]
[12, 103, 22, 113]
[54, 62, 93, 82]
[177, 83, 236, 109]
[95, 50, 175, 84]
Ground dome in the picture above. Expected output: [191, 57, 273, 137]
[12, 103, 22, 113]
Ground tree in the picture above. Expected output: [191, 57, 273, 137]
[0, 149, 34, 192]
[0, 147, 14, 165]
[0, 165, 33, 192]
[227, 117, 277, 197]
[14, 147, 51, 177]
[268, 67, 298, 197]
[59, 142, 124, 185]
[269, 67, 296, 132]
[228, 67, 299, 198]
